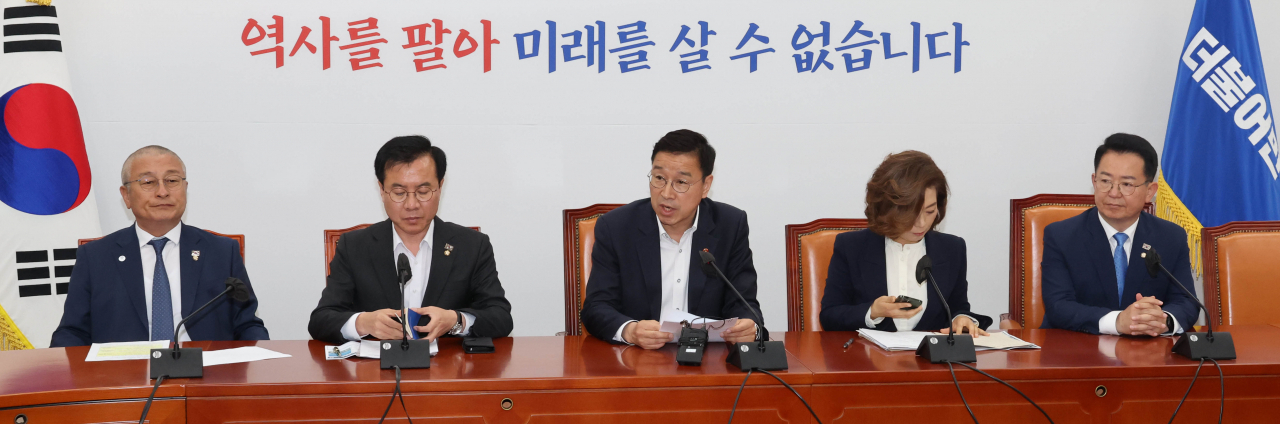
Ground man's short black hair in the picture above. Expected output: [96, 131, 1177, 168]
[651, 129, 715, 179]
[374, 135, 447, 184]
[1094, 133, 1158, 182]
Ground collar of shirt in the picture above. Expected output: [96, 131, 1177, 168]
[135, 221, 187, 342]
[391, 220, 434, 312]
[884, 236, 928, 330]
[135, 222, 182, 248]
[656, 207, 700, 242]
[391, 220, 434, 261]
[1097, 212, 1139, 256]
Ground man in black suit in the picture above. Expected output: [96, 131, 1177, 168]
[580, 129, 761, 349]
[308, 136, 512, 345]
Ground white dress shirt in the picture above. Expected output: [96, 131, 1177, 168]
[1096, 214, 1182, 335]
[865, 236, 976, 331]
[341, 222, 476, 341]
[866, 237, 929, 330]
[613, 210, 700, 343]
[136, 223, 189, 342]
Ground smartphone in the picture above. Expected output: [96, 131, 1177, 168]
[895, 295, 922, 310]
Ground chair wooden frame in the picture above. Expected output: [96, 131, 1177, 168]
[1004, 194, 1153, 329]
[1200, 221, 1280, 327]
[79, 230, 246, 260]
[561, 203, 624, 336]
[784, 218, 868, 332]
[323, 223, 479, 277]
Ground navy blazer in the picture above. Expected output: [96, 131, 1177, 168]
[1040, 208, 1199, 334]
[50, 224, 269, 347]
[819, 229, 992, 332]
[580, 198, 762, 340]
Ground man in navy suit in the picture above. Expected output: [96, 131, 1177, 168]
[1041, 133, 1198, 336]
[51, 146, 268, 347]
[580, 130, 761, 349]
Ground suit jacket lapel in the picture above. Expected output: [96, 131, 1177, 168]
[860, 232, 892, 329]
[920, 232, 943, 328]
[636, 208, 663, 321]
[423, 217, 454, 308]
[370, 220, 402, 309]
[117, 227, 148, 329]
[179, 225, 204, 318]
[1124, 214, 1154, 304]
[1085, 208, 1122, 308]
[687, 201, 715, 316]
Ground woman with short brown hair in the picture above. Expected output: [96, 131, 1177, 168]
[819, 151, 991, 334]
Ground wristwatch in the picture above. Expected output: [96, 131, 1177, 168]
[1165, 313, 1175, 332]
[448, 310, 465, 336]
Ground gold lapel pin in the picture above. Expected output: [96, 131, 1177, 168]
[192, 250, 201, 261]
[444, 244, 454, 256]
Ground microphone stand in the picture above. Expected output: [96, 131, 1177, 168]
[381, 254, 432, 370]
[149, 279, 243, 379]
[1142, 248, 1235, 360]
[701, 250, 787, 371]
[914, 259, 976, 363]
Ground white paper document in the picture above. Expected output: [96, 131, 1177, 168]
[85, 340, 170, 361]
[971, 331, 1040, 350]
[659, 310, 738, 343]
[858, 329, 1040, 352]
[325, 339, 438, 360]
[203, 346, 291, 366]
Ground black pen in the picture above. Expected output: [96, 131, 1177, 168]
[842, 338, 855, 349]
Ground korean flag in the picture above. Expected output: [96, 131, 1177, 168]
[1, 0, 101, 349]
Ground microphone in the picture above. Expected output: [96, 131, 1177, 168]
[1141, 246, 1235, 360]
[149, 277, 252, 379]
[397, 253, 412, 342]
[699, 249, 787, 371]
[913, 255, 977, 363]
[381, 252, 431, 370]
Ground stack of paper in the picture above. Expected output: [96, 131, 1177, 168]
[84, 341, 291, 366]
[972, 331, 1040, 350]
[657, 310, 738, 343]
[857, 329, 1040, 352]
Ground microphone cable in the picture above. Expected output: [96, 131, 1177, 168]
[378, 366, 414, 424]
[726, 369, 824, 424]
[946, 362, 978, 423]
[952, 361, 1054, 423]
[1168, 358, 1223, 424]
[727, 369, 752, 424]
[138, 374, 167, 424]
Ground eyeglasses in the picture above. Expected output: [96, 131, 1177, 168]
[124, 176, 186, 192]
[384, 186, 438, 203]
[1094, 177, 1150, 196]
[648, 173, 697, 194]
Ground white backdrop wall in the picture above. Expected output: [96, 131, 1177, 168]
[51, 1, 1280, 340]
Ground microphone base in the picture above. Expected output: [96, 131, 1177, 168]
[149, 348, 204, 379]
[726, 341, 788, 371]
[1173, 332, 1236, 360]
[916, 335, 977, 363]
[380, 339, 433, 369]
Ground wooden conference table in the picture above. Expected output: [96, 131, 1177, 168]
[3, 325, 1280, 423]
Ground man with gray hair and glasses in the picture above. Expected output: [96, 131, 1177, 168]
[51, 146, 268, 347]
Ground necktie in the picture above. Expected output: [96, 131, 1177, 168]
[1113, 233, 1129, 308]
[149, 238, 174, 341]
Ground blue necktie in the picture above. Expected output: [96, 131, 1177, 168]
[1113, 233, 1129, 307]
[149, 238, 174, 341]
